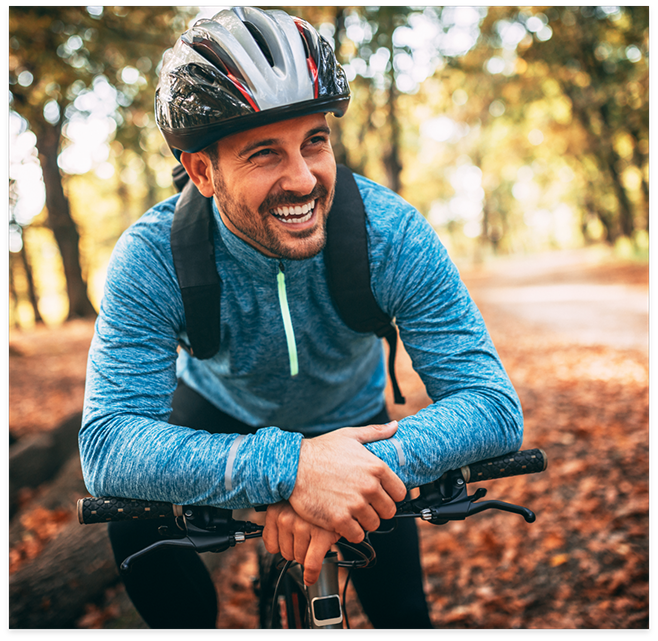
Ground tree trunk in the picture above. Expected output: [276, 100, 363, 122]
[9, 447, 121, 629]
[9, 515, 120, 628]
[9, 449, 227, 629]
[594, 103, 636, 239]
[561, 83, 636, 242]
[380, 8, 403, 195]
[383, 77, 403, 194]
[330, 8, 350, 170]
[9, 412, 82, 518]
[34, 119, 96, 320]
[9, 253, 21, 328]
[18, 228, 43, 324]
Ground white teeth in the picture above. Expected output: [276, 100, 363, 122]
[279, 211, 312, 224]
[272, 200, 315, 220]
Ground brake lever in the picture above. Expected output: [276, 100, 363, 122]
[416, 488, 483, 525]
[403, 466, 538, 525]
[417, 488, 536, 525]
[466, 499, 536, 523]
[119, 537, 195, 573]
[119, 523, 238, 573]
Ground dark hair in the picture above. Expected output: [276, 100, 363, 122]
[202, 142, 220, 167]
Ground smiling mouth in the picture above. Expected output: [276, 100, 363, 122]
[270, 200, 316, 225]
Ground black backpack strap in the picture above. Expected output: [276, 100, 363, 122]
[325, 165, 405, 404]
[172, 162, 190, 192]
[170, 176, 221, 360]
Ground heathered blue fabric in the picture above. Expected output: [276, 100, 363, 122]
[80, 173, 523, 508]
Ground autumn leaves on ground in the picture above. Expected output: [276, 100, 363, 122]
[8, 252, 648, 629]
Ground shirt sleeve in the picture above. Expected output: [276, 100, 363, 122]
[79, 208, 302, 509]
[360, 184, 524, 488]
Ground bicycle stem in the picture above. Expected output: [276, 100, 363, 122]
[305, 551, 344, 628]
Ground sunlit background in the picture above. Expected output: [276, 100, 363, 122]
[8, 6, 649, 327]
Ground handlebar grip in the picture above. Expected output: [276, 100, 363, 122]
[461, 449, 547, 483]
[77, 496, 183, 525]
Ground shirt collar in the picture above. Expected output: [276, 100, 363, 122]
[212, 198, 315, 279]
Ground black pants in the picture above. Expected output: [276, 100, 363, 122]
[108, 381, 432, 629]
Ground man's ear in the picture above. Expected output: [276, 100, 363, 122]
[179, 151, 215, 198]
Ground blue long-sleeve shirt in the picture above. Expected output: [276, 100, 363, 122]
[80, 173, 523, 508]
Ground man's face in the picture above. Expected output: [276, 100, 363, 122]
[208, 113, 336, 261]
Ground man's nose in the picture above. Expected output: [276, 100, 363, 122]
[278, 153, 317, 196]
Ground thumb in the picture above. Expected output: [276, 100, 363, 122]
[350, 420, 398, 445]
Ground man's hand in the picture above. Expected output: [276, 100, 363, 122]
[288, 421, 407, 544]
[263, 502, 340, 586]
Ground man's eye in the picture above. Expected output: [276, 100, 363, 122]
[251, 149, 273, 159]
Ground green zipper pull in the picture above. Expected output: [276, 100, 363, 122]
[277, 262, 299, 377]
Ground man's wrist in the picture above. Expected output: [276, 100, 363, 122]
[289, 436, 309, 501]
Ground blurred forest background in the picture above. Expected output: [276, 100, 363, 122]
[8, 5, 649, 630]
[8, 5, 649, 327]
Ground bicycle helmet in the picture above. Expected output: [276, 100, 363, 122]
[155, 6, 351, 156]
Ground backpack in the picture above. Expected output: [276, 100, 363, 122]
[170, 163, 405, 404]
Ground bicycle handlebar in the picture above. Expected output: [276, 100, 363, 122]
[460, 448, 547, 483]
[77, 448, 547, 526]
[77, 496, 184, 525]
[74, 447, 547, 629]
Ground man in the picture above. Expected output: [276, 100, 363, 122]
[80, 7, 523, 629]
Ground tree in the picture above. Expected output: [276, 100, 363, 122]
[8, 6, 195, 320]
[531, 6, 648, 240]
[467, 6, 649, 244]
[9, 178, 42, 324]
[335, 6, 414, 193]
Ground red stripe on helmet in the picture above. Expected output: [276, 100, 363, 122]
[307, 57, 319, 99]
[293, 18, 319, 99]
[227, 71, 260, 112]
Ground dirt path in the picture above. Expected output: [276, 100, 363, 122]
[459, 248, 648, 352]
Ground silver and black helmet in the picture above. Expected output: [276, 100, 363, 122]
[155, 7, 351, 155]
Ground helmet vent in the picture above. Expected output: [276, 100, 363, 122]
[243, 22, 275, 68]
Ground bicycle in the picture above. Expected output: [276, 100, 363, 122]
[77, 448, 547, 629]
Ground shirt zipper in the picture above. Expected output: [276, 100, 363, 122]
[276, 262, 299, 377]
